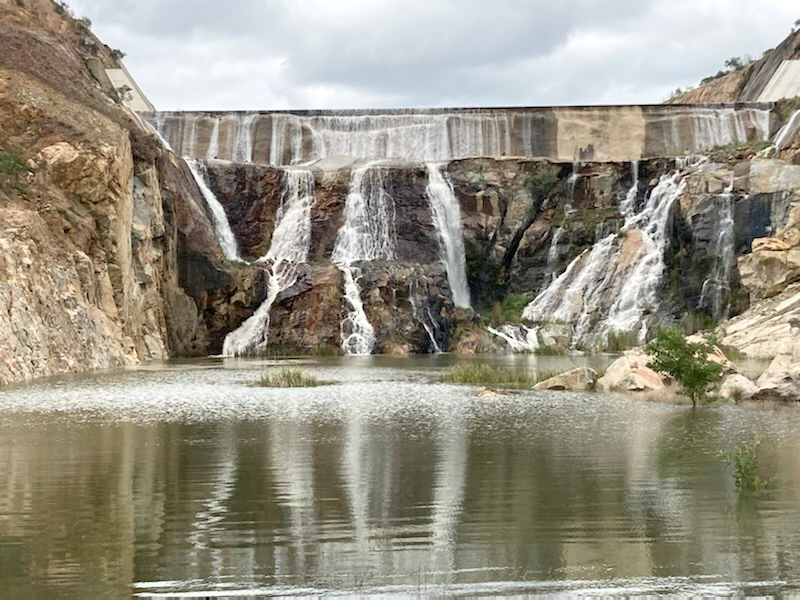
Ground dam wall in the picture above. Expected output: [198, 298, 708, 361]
[144, 104, 775, 165]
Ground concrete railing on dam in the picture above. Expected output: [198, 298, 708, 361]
[143, 104, 775, 165]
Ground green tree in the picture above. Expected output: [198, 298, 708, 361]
[645, 327, 724, 408]
[724, 56, 743, 71]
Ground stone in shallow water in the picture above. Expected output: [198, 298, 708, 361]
[719, 373, 759, 403]
[597, 349, 670, 393]
[534, 367, 598, 391]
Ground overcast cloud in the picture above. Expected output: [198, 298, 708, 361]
[68, 0, 798, 110]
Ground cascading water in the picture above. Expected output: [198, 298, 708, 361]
[599, 173, 685, 342]
[331, 163, 396, 355]
[185, 158, 241, 262]
[774, 109, 800, 152]
[543, 226, 565, 285]
[486, 324, 540, 353]
[149, 106, 771, 166]
[523, 163, 685, 348]
[222, 169, 314, 357]
[409, 282, 443, 354]
[425, 164, 471, 309]
[699, 181, 735, 322]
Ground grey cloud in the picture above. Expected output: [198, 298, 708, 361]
[70, 0, 799, 110]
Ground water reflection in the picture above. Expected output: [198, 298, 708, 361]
[0, 360, 799, 596]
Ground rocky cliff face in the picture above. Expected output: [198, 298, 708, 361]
[2, 0, 800, 386]
[0, 0, 234, 384]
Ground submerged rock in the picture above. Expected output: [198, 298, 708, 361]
[534, 367, 598, 391]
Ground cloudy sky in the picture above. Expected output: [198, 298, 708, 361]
[68, 0, 798, 111]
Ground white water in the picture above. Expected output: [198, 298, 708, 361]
[523, 163, 685, 348]
[699, 180, 735, 321]
[185, 159, 241, 262]
[487, 324, 540, 353]
[544, 226, 565, 286]
[425, 164, 471, 309]
[339, 267, 376, 356]
[206, 118, 220, 161]
[151, 107, 771, 165]
[409, 282, 443, 354]
[600, 173, 685, 341]
[331, 163, 397, 355]
[774, 109, 800, 152]
[222, 169, 314, 357]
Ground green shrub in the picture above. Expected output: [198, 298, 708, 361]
[484, 292, 532, 326]
[255, 368, 328, 388]
[441, 364, 535, 389]
[0, 150, 31, 195]
[602, 329, 640, 352]
[645, 327, 724, 407]
[727, 435, 771, 493]
[110, 48, 126, 61]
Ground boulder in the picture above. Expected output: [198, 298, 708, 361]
[537, 323, 573, 353]
[597, 349, 671, 393]
[753, 355, 800, 402]
[738, 247, 800, 299]
[685, 335, 738, 374]
[478, 388, 507, 398]
[719, 373, 759, 403]
[534, 367, 598, 391]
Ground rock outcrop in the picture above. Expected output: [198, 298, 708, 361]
[597, 350, 671, 393]
[753, 354, 800, 402]
[534, 368, 598, 391]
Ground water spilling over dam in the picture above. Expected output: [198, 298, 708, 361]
[147, 104, 774, 165]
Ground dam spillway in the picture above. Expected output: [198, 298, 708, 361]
[145, 104, 774, 165]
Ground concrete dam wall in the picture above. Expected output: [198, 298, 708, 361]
[145, 104, 775, 165]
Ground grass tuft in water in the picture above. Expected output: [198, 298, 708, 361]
[255, 368, 328, 388]
[726, 434, 772, 493]
[441, 364, 538, 389]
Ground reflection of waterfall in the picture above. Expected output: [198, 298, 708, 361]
[425, 164, 471, 309]
[331, 163, 396, 356]
[268, 420, 317, 574]
[430, 414, 468, 577]
[186, 425, 239, 575]
[524, 165, 685, 347]
[185, 159, 241, 262]
[699, 182, 735, 322]
[222, 169, 314, 357]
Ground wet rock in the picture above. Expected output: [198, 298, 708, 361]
[534, 367, 598, 391]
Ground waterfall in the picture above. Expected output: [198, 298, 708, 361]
[150, 106, 771, 165]
[185, 158, 241, 262]
[543, 225, 565, 286]
[774, 109, 800, 152]
[487, 324, 540, 353]
[206, 118, 220, 160]
[523, 163, 685, 348]
[409, 282, 443, 353]
[425, 164, 471, 309]
[232, 114, 257, 163]
[699, 182, 735, 322]
[339, 267, 376, 356]
[331, 163, 396, 355]
[222, 169, 314, 357]
[600, 173, 685, 341]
